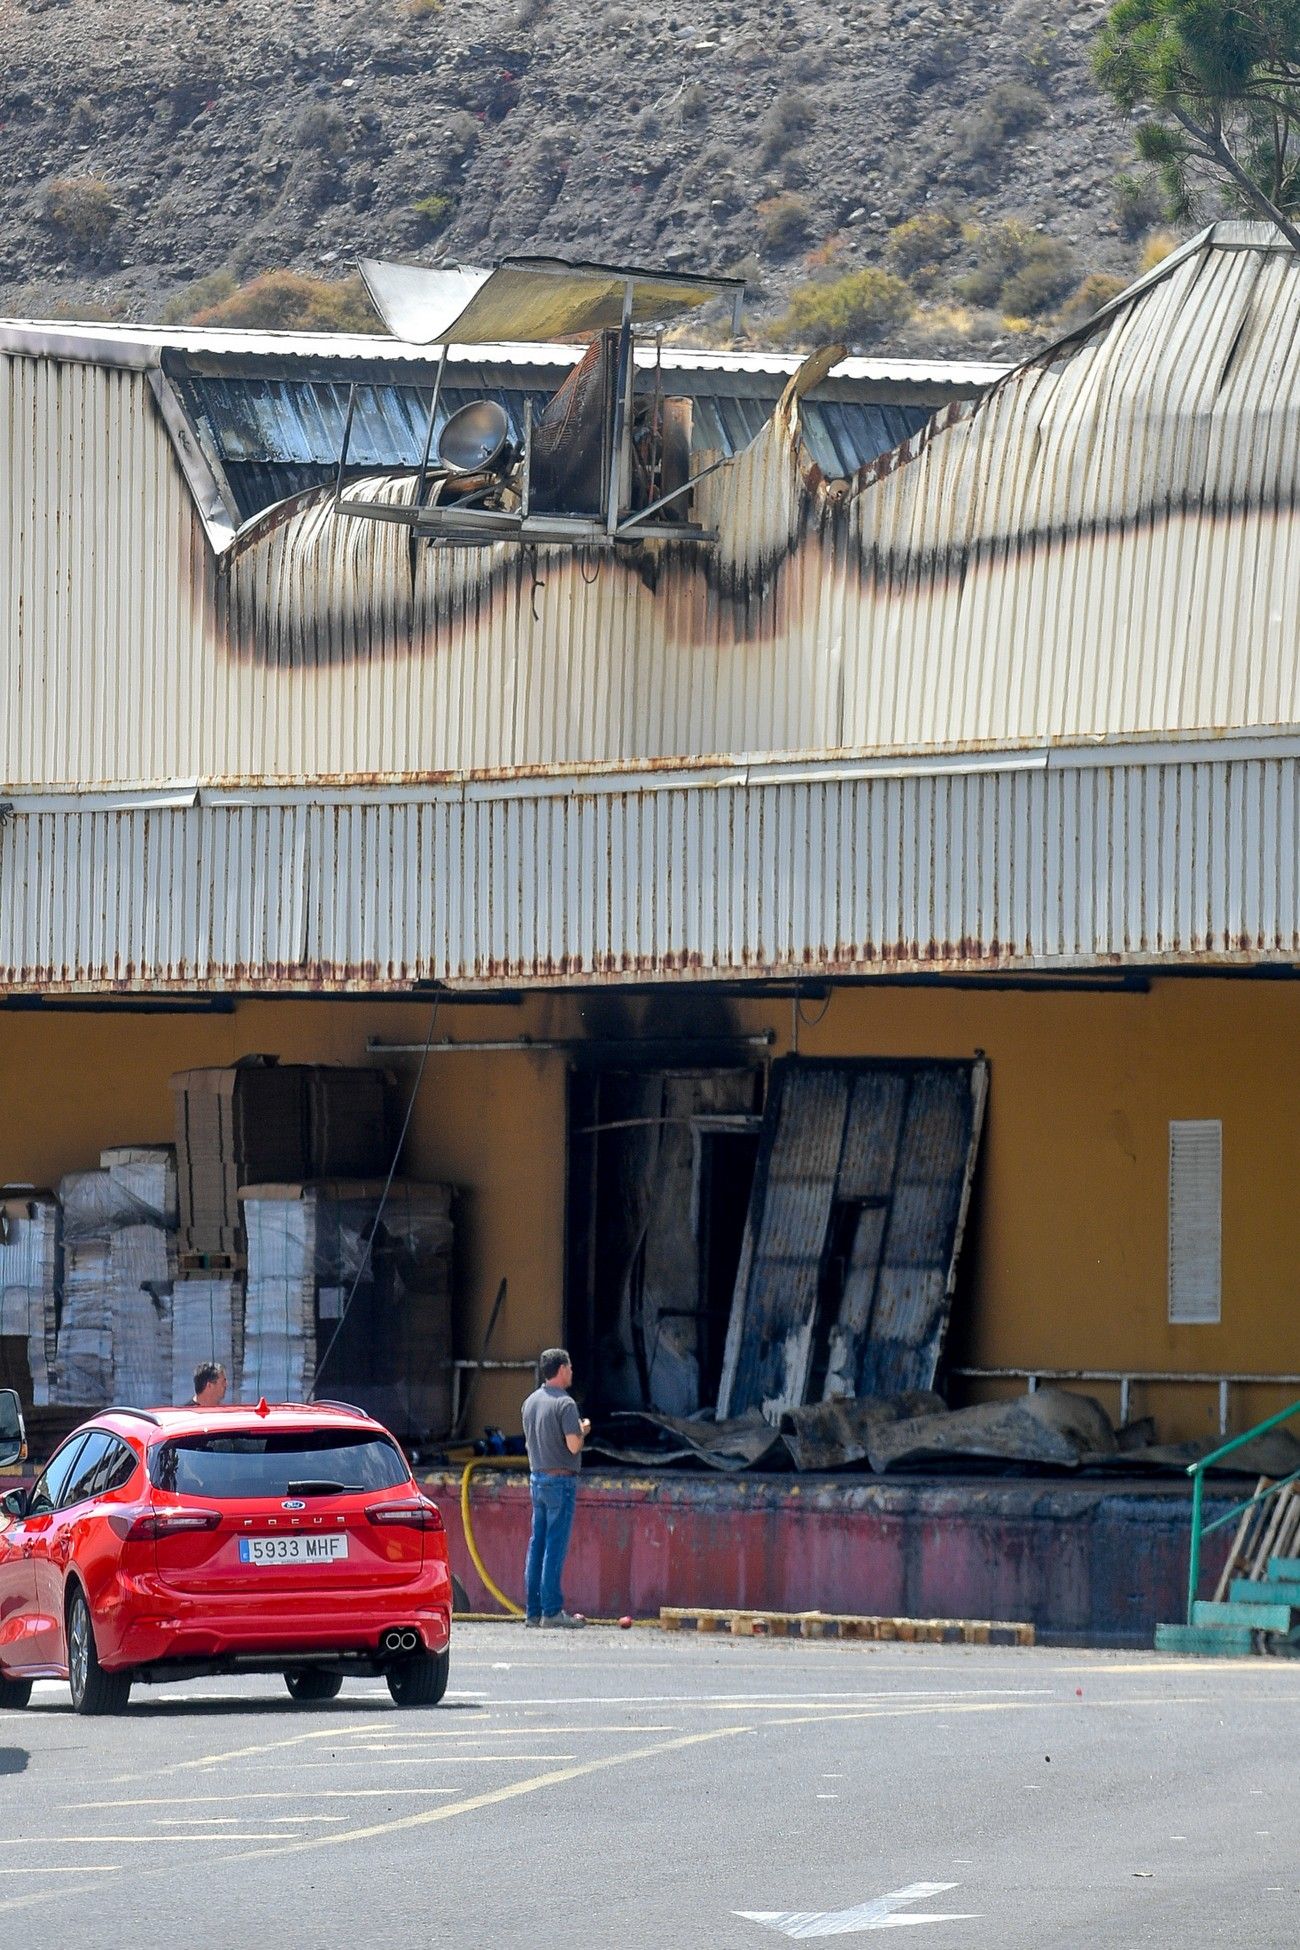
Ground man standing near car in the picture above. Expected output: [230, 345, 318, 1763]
[521, 1348, 590, 1628]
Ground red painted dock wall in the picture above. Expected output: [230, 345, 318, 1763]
[423, 1469, 1232, 1646]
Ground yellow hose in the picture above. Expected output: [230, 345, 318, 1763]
[459, 1456, 527, 1617]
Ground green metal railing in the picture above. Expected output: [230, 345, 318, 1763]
[1186, 1397, 1300, 1623]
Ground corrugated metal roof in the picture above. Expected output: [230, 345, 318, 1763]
[0, 315, 1006, 387]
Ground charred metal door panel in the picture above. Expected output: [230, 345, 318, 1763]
[718, 1057, 987, 1419]
[715, 1067, 848, 1419]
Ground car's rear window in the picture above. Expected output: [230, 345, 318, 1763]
[149, 1430, 409, 1499]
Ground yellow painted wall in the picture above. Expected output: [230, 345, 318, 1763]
[1, 978, 1297, 1441]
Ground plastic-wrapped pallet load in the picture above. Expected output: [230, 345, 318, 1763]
[100, 1147, 178, 1230]
[0, 1190, 59, 1404]
[108, 1227, 173, 1405]
[171, 1276, 243, 1404]
[55, 1235, 114, 1405]
[365, 1183, 454, 1440]
[240, 1190, 320, 1403]
[53, 1151, 178, 1407]
[240, 1182, 453, 1434]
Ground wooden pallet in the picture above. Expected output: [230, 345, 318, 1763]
[659, 1607, 1034, 1646]
[177, 1251, 247, 1275]
[1212, 1479, 1300, 1601]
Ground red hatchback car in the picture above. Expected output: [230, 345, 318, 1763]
[0, 1400, 452, 1714]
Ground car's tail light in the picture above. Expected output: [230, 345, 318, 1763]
[112, 1508, 223, 1541]
[365, 1499, 444, 1531]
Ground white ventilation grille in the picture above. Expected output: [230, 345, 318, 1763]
[1168, 1120, 1222, 1325]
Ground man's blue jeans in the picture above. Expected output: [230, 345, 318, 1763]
[525, 1471, 578, 1620]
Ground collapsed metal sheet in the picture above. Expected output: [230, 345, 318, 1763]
[716, 1058, 988, 1420]
[588, 1408, 785, 1472]
[866, 1389, 1119, 1472]
[1116, 1427, 1300, 1477]
[779, 1391, 945, 1472]
[359, 255, 744, 346]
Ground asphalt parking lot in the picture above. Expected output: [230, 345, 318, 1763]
[1, 1625, 1297, 1948]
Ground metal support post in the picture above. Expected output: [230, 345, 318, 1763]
[1187, 1467, 1204, 1624]
[413, 344, 450, 508]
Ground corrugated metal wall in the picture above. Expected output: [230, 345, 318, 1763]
[0, 354, 215, 791]
[6, 228, 1300, 799]
[4, 743, 1298, 989]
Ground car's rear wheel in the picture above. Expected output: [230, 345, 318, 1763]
[386, 1648, 449, 1708]
[284, 1668, 344, 1703]
[0, 1673, 32, 1710]
[67, 1589, 131, 1716]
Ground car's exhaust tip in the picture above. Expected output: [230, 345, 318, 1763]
[382, 1627, 421, 1655]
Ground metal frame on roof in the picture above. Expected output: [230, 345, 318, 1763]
[337, 255, 750, 547]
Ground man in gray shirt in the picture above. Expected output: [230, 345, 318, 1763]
[521, 1347, 591, 1628]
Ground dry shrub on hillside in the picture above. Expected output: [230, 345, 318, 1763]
[885, 210, 961, 288]
[191, 272, 381, 333]
[951, 81, 1047, 185]
[759, 89, 814, 165]
[1054, 272, 1127, 334]
[412, 191, 454, 233]
[41, 177, 117, 254]
[1140, 230, 1181, 273]
[162, 268, 236, 324]
[956, 220, 1075, 317]
[777, 266, 913, 347]
[757, 191, 812, 254]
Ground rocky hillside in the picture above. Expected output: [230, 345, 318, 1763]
[1, 0, 1177, 357]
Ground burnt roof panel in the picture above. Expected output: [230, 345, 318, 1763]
[169, 366, 937, 524]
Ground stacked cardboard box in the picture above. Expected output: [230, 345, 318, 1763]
[171, 1276, 243, 1404]
[171, 1062, 388, 1258]
[306, 1070, 389, 1179]
[99, 1147, 179, 1230]
[240, 1181, 453, 1435]
[171, 1063, 308, 1257]
[0, 1190, 59, 1404]
[61, 1146, 177, 1241]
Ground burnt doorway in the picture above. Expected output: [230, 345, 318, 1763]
[697, 1127, 760, 1405]
[566, 1067, 763, 1417]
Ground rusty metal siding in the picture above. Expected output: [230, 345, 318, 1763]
[4, 741, 1300, 991]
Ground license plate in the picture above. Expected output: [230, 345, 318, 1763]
[238, 1534, 349, 1566]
